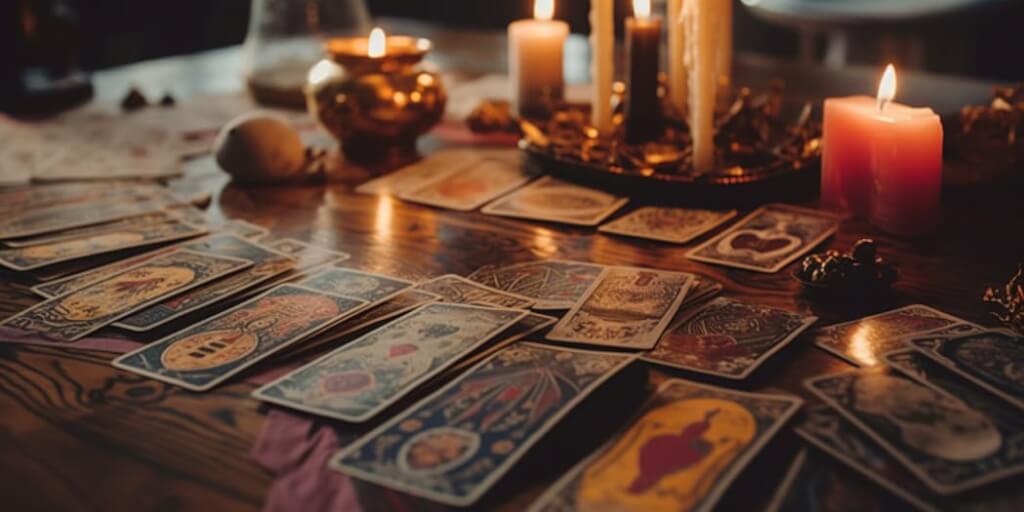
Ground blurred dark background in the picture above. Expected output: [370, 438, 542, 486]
[3, 0, 1022, 90]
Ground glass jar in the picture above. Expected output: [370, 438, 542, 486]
[243, 0, 370, 108]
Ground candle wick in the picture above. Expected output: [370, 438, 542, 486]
[877, 97, 889, 113]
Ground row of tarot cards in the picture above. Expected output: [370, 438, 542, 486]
[358, 148, 844, 274]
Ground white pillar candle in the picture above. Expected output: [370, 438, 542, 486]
[667, 0, 687, 116]
[589, 0, 614, 133]
[683, 0, 716, 173]
[508, 0, 569, 118]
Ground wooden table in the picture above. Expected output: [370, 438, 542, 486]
[2, 20, 1020, 512]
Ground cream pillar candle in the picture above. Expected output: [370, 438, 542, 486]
[508, 0, 569, 118]
[683, 0, 715, 173]
[667, 0, 687, 115]
[589, 0, 614, 133]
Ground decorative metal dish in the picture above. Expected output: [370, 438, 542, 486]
[519, 84, 822, 201]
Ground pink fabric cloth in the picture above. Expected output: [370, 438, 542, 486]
[0, 326, 142, 353]
[251, 409, 363, 512]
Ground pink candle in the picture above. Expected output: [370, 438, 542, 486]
[821, 65, 942, 235]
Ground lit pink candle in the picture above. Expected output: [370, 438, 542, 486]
[821, 65, 942, 235]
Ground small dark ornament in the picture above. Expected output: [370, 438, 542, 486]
[467, 99, 519, 134]
[159, 93, 177, 107]
[120, 87, 149, 111]
[983, 264, 1024, 335]
[794, 239, 898, 293]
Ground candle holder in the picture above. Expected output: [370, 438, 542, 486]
[306, 35, 446, 168]
[516, 83, 822, 203]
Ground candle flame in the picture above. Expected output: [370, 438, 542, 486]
[368, 27, 386, 58]
[534, 0, 554, 21]
[633, 0, 651, 20]
[877, 64, 897, 111]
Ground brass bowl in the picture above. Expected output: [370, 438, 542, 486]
[306, 36, 446, 167]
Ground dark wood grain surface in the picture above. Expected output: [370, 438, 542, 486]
[2, 19, 1021, 512]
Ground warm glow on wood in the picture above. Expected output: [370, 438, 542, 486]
[534, 0, 554, 21]
[368, 27, 386, 58]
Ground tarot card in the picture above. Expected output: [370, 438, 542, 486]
[253, 303, 527, 422]
[2, 249, 251, 341]
[0, 220, 206, 271]
[481, 176, 629, 226]
[444, 313, 558, 375]
[907, 330, 1024, 411]
[0, 181, 159, 213]
[805, 365, 1024, 494]
[467, 260, 605, 310]
[598, 207, 737, 244]
[415, 274, 536, 309]
[330, 342, 635, 507]
[399, 158, 536, 211]
[764, 448, 915, 512]
[796, 403, 1024, 512]
[3, 210, 184, 248]
[218, 219, 269, 239]
[642, 298, 817, 380]
[687, 204, 841, 273]
[298, 267, 413, 303]
[112, 284, 368, 391]
[547, 266, 695, 349]
[0, 194, 182, 239]
[680, 278, 723, 310]
[266, 238, 351, 269]
[329, 290, 442, 339]
[812, 305, 967, 367]
[794, 404, 939, 512]
[529, 378, 802, 512]
[114, 236, 297, 331]
[356, 148, 487, 196]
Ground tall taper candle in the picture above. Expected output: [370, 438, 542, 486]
[625, 0, 662, 143]
[667, 0, 687, 115]
[684, 0, 716, 173]
[716, 0, 732, 87]
[590, 0, 614, 133]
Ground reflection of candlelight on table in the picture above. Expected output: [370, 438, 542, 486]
[624, 0, 662, 144]
[822, 64, 942, 236]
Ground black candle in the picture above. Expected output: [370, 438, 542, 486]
[625, 0, 662, 144]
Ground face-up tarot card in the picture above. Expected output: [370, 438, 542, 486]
[0, 220, 206, 271]
[114, 236, 297, 331]
[796, 402, 1024, 512]
[253, 303, 527, 422]
[3, 249, 251, 341]
[112, 284, 368, 391]
[686, 204, 841, 273]
[805, 364, 1024, 494]
[3, 210, 185, 248]
[266, 238, 351, 269]
[481, 177, 629, 226]
[355, 148, 482, 196]
[547, 266, 695, 349]
[0, 194, 181, 239]
[599, 207, 737, 244]
[812, 305, 969, 367]
[529, 378, 802, 512]
[467, 260, 605, 310]
[298, 267, 413, 304]
[330, 343, 635, 507]
[399, 158, 536, 211]
[329, 289, 442, 339]
[642, 297, 817, 380]
[907, 330, 1024, 411]
[415, 274, 536, 309]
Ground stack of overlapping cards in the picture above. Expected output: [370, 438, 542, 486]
[787, 305, 1024, 510]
